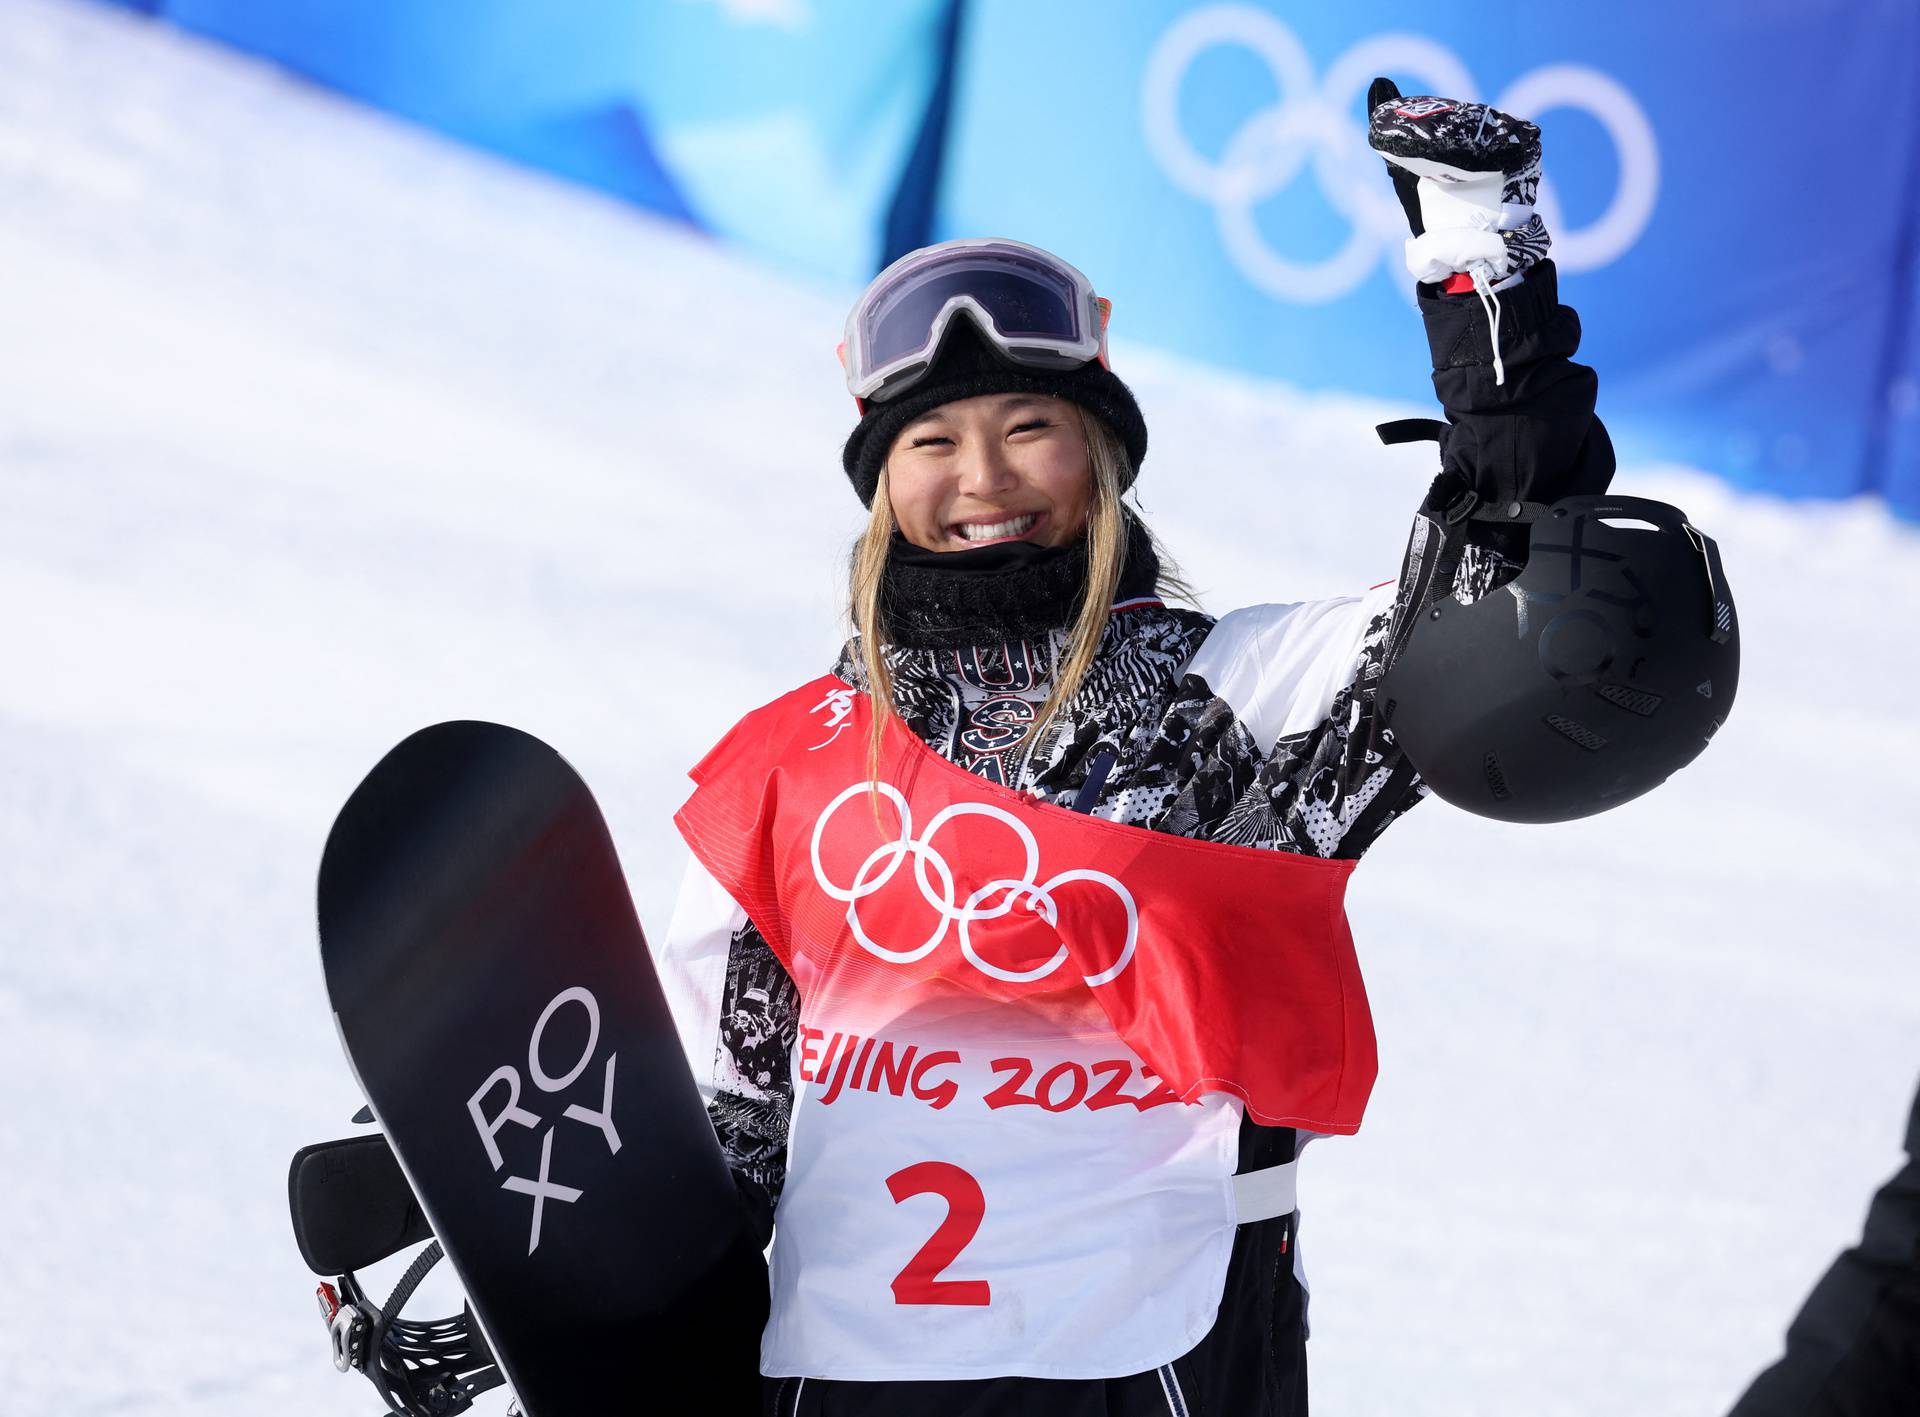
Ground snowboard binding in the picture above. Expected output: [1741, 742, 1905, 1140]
[291, 1129, 506, 1415]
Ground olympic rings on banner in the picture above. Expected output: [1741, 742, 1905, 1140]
[810, 781, 1139, 987]
[1140, 4, 1659, 301]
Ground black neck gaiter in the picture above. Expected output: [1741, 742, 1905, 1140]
[877, 514, 1162, 650]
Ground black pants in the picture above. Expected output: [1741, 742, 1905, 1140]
[763, 1126, 1309, 1417]
[1730, 1079, 1920, 1416]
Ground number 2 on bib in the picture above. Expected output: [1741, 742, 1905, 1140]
[885, 1161, 991, 1306]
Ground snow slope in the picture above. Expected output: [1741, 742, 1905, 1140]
[2, 2, 1917, 1412]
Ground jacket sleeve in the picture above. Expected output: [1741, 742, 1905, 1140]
[1375, 257, 1619, 663]
[1418, 257, 1615, 548]
[655, 854, 798, 1243]
[1729, 1080, 1920, 1414]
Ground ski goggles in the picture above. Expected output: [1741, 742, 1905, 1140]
[840, 238, 1112, 406]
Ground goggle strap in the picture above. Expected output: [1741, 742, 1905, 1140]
[838, 341, 867, 412]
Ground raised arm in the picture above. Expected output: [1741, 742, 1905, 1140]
[1162, 89, 1619, 861]
[1370, 77, 1615, 568]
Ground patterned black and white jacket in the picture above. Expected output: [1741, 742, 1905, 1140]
[656, 261, 1615, 1233]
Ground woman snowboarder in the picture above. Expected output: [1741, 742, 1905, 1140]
[660, 82, 1710, 1416]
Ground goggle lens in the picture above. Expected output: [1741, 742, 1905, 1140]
[862, 264, 1081, 373]
[849, 243, 1097, 401]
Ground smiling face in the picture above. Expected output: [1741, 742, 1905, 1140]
[884, 393, 1093, 552]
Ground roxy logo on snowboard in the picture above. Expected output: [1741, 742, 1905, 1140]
[465, 986, 620, 1255]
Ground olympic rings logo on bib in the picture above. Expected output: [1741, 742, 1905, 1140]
[809, 781, 1139, 987]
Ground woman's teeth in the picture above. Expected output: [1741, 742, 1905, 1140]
[957, 513, 1039, 542]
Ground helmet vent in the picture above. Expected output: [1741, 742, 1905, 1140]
[1595, 683, 1664, 717]
[1545, 714, 1608, 751]
[1482, 753, 1511, 800]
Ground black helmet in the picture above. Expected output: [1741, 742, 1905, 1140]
[1378, 494, 1737, 823]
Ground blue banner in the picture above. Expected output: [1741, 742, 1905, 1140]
[625, 0, 952, 282]
[135, 0, 950, 285]
[98, 0, 1919, 514]
[934, 1, 1920, 515]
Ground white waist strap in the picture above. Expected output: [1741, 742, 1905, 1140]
[1231, 1161, 1298, 1224]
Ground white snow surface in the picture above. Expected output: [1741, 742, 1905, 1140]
[3, 2, 1917, 1412]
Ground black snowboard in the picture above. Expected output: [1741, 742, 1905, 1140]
[318, 722, 766, 1415]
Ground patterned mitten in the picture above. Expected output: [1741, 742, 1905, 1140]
[1367, 79, 1548, 285]
[1366, 78, 1549, 383]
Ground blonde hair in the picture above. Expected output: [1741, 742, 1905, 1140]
[849, 406, 1188, 787]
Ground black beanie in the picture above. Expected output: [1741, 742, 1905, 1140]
[840, 318, 1148, 508]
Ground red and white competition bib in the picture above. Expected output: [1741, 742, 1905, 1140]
[674, 677, 1376, 1379]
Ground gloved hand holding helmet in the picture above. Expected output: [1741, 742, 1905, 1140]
[1364, 77, 1741, 825]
